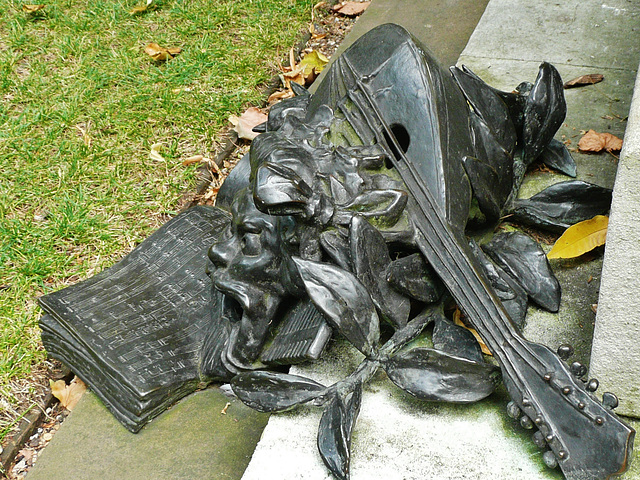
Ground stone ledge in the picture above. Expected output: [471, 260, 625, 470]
[590, 65, 640, 419]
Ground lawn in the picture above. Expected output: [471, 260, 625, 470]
[0, 0, 315, 443]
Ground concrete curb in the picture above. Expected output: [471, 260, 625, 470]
[590, 65, 640, 418]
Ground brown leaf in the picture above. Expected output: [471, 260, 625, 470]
[602, 132, 623, 151]
[229, 107, 268, 140]
[144, 42, 180, 62]
[578, 129, 623, 152]
[182, 154, 203, 166]
[333, 1, 370, 15]
[50, 377, 87, 410]
[564, 73, 604, 89]
[22, 4, 45, 13]
[18, 449, 34, 464]
[282, 69, 306, 87]
[268, 88, 295, 104]
[453, 308, 492, 356]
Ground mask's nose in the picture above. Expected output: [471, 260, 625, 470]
[208, 234, 239, 268]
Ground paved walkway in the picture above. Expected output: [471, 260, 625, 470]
[27, 0, 640, 479]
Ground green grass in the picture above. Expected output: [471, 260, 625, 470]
[0, 0, 315, 441]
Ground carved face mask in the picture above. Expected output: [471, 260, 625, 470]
[208, 188, 298, 368]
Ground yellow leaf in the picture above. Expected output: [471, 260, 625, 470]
[149, 142, 165, 162]
[130, 0, 153, 15]
[22, 4, 45, 12]
[50, 377, 87, 410]
[300, 50, 328, 72]
[144, 43, 180, 62]
[547, 215, 609, 259]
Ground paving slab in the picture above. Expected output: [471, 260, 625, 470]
[327, 0, 490, 68]
[242, 0, 640, 479]
[27, 389, 268, 480]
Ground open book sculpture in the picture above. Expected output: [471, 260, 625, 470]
[39, 24, 633, 480]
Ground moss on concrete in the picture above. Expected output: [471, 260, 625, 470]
[28, 389, 269, 480]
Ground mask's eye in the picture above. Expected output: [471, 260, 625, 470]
[241, 232, 261, 256]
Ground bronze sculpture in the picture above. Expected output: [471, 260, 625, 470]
[39, 23, 633, 480]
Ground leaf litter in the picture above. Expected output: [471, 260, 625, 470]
[547, 215, 609, 259]
[22, 4, 45, 13]
[130, 0, 154, 15]
[49, 376, 86, 411]
[564, 73, 604, 89]
[578, 129, 623, 153]
[144, 43, 182, 62]
[229, 107, 268, 141]
[333, 1, 370, 16]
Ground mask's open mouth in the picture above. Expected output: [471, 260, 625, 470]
[211, 271, 254, 313]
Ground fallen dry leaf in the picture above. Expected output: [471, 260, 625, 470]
[50, 377, 86, 410]
[333, 1, 370, 16]
[578, 129, 623, 152]
[149, 142, 166, 161]
[74, 124, 91, 147]
[182, 154, 204, 166]
[299, 50, 328, 79]
[130, 0, 153, 15]
[281, 50, 328, 87]
[282, 69, 306, 88]
[22, 4, 45, 13]
[564, 73, 604, 89]
[229, 107, 267, 140]
[453, 308, 492, 356]
[144, 42, 181, 62]
[547, 215, 608, 259]
[268, 88, 295, 104]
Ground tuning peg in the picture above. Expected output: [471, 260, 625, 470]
[520, 415, 534, 429]
[532, 430, 546, 448]
[507, 401, 522, 419]
[252, 122, 267, 133]
[602, 392, 619, 410]
[557, 344, 573, 360]
[290, 81, 310, 97]
[586, 378, 599, 392]
[570, 361, 587, 378]
[543, 450, 558, 469]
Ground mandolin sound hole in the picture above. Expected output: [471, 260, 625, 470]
[383, 123, 410, 169]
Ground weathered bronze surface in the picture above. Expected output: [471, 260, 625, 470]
[39, 23, 632, 480]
